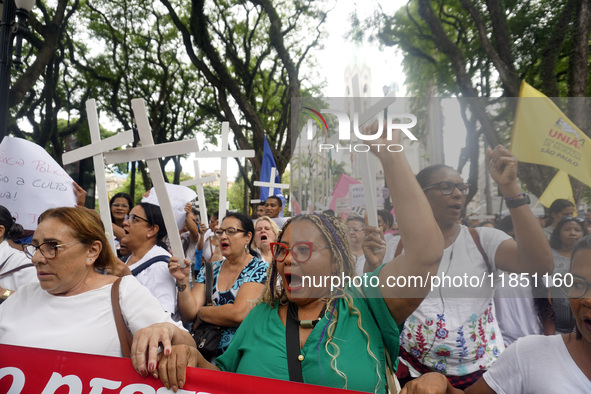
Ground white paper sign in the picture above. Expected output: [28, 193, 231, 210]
[0, 137, 76, 229]
[349, 184, 365, 207]
[142, 183, 197, 231]
[349, 184, 386, 209]
[335, 197, 351, 214]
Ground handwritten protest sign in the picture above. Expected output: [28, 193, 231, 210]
[349, 184, 386, 209]
[0, 137, 76, 229]
[142, 183, 197, 231]
[335, 197, 351, 214]
[349, 184, 365, 208]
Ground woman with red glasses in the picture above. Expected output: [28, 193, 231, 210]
[394, 146, 553, 388]
[152, 126, 445, 393]
[169, 212, 268, 360]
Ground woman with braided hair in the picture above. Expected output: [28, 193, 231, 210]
[150, 124, 444, 393]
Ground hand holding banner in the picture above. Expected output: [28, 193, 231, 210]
[0, 344, 365, 394]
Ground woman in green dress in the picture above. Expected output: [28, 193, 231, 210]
[150, 125, 445, 393]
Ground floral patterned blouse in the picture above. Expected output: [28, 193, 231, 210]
[196, 257, 268, 357]
[396, 226, 511, 376]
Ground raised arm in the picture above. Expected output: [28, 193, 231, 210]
[184, 203, 200, 243]
[368, 124, 444, 324]
[486, 145, 553, 276]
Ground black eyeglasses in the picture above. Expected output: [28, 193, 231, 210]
[423, 181, 470, 195]
[125, 214, 150, 224]
[560, 216, 585, 224]
[23, 241, 81, 259]
[561, 275, 591, 298]
[215, 227, 247, 236]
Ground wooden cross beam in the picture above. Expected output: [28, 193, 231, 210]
[253, 167, 290, 199]
[61, 99, 134, 253]
[193, 122, 254, 223]
[181, 158, 216, 228]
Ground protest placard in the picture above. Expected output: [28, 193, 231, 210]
[142, 183, 197, 231]
[0, 137, 76, 229]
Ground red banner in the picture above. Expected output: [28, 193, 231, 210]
[0, 344, 365, 393]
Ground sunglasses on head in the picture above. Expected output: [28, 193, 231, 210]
[560, 216, 585, 224]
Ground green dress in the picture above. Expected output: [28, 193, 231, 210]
[216, 267, 402, 393]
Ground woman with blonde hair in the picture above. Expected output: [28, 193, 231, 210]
[253, 216, 280, 263]
[153, 125, 445, 393]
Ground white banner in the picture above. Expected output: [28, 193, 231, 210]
[0, 137, 76, 229]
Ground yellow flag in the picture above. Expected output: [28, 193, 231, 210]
[538, 170, 575, 208]
[511, 81, 591, 186]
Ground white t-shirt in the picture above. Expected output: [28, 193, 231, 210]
[128, 245, 176, 318]
[354, 253, 366, 276]
[397, 226, 510, 376]
[0, 276, 184, 357]
[0, 240, 38, 291]
[484, 335, 591, 393]
[493, 272, 543, 346]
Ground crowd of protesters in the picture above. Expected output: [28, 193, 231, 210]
[1, 133, 590, 394]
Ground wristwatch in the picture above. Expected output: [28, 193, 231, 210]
[176, 282, 187, 292]
[505, 193, 531, 209]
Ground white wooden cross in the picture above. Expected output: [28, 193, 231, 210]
[193, 122, 254, 223]
[253, 167, 289, 201]
[61, 99, 134, 253]
[103, 99, 191, 262]
[181, 158, 216, 228]
[351, 75, 397, 227]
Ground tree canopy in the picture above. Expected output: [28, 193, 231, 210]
[5, 0, 329, 202]
[356, 0, 590, 201]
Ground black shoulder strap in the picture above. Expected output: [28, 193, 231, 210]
[0, 263, 34, 278]
[204, 260, 214, 306]
[285, 302, 304, 382]
[0, 253, 34, 279]
[131, 255, 170, 276]
[0, 253, 15, 271]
